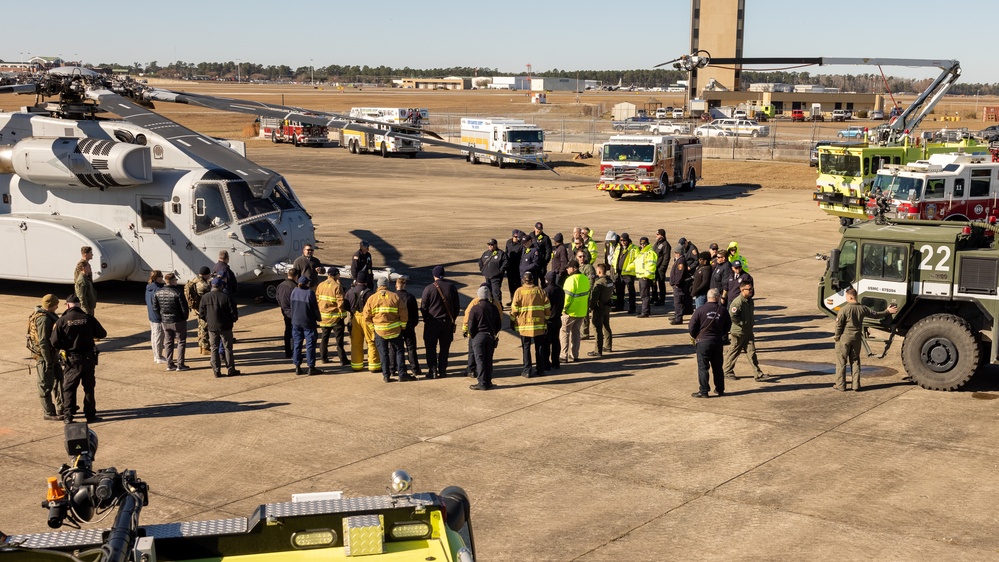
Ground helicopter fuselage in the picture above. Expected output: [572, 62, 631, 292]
[0, 110, 315, 285]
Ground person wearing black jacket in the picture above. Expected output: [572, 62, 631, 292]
[200, 279, 239, 377]
[51, 294, 107, 423]
[710, 253, 734, 304]
[669, 249, 692, 325]
[350, 240, 374, 281]
[153, 273, 190, 371]
[533, 222, 553, 282]
[652, 229, 672, 306]
[275, 268, 299, 359]
[420, 265, 460, 378]
[395, 277, 422, 378]
[479, 239, 508, 306]
[689, 288, 732, 398]
[549, 233, 570, 287]
[467, 286, 502, 391]
[542, 271, 565, 372]
[505, 230, 524, 305]
[691, 252, 713, 309]
[520, 237, 542, 282]
[679, 237, 700, 271]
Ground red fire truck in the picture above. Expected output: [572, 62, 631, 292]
[259, 117, 328, 147]
[597, 135, 702, 199]
[869, 152, 999, 221]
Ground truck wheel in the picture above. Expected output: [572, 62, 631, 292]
[271, 131, 280, 144]
[751, 130, 760, 138]
[651, 175, 668, 199]
[470, 151, 478, 165]
[685, 169, 697, 191]
[609, 191, 623, 199]
[901, 313, 980, 391]
[381, 143, 389, 158]
[498, 157, 505, 169]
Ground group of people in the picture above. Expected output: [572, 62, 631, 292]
[145, 250, 240, 378]
[28, 247, 107, 423]
[27, 229, 897, 423]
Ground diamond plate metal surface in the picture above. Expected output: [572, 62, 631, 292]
[144, 517, 249, 538]
[267, 492, 435, 517]
[8, 528, 105, 550]
[344, 514, 384, 556]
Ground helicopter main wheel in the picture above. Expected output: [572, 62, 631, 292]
[381, 143, 389, 158]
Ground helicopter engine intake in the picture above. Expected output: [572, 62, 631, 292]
[0, 137, 152, 189]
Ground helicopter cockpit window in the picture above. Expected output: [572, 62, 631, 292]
[193, 183, 230, 234]
[139, 198, 166, 230]
[226, 181, 276, 220]
[269, 179, 298, 211]
[241, 220, 284, 246]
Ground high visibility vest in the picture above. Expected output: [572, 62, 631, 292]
[585, 239, 598, 264]
[635, 246, 657, 280]
[562, 273, 591, 318]
[621, 244, 638, 276]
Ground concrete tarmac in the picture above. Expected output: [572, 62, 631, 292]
[2, 146, 997, 560]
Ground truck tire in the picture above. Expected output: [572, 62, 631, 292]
[470, 151, 478, 165]
[900, 313, 980, 391]
[271, 130, 280, 144]
[751, 130, 760, 138]
[608, 191, 623, 199]
[498, 156, 505, 169]
[651, 174, 668, 199]
[293, 135, 300, 147]
[350, 139, 358, 154]
[684, 169, 697, 191]
[381, 143, 388, 158]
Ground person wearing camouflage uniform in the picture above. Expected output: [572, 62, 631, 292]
[28, 294, 63, 420]
[186, 267, 213, 355]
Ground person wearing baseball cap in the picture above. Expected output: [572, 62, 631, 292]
[479, 238, 508, 308]
[652, 229, 672, 306]
[30, 294, 63, 420]
[549, 232, 569, 287]
[51, 290, 107, 423]
[200, 274, 240, 377]
[505, 230, 525, 303]
[420, 265, 460, 378]
[290, 274, 322, 376]
[533, 222, 553, 284]
[351, 240, 373, 282]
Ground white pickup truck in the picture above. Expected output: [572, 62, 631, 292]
[648, 120, 691, 135]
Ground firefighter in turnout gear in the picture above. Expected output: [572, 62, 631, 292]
[317, 269, 349, 366]
[510, 271, 551, 377]
[344, 272, 379, 372]
[364, 277, 410, 382]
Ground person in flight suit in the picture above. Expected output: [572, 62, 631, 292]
[833, 287, 897, 391]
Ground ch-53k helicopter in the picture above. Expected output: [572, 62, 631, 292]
[0, 66, 541, 296]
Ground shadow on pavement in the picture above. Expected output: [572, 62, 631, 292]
[99, 399, 289, 421]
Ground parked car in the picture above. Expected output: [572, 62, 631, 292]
[612, 116, 654, 131]
[791, 109, 805, 122]
[732, 110, 748, 119]
[672, 108, 685, 119]
[715, 118, 770, 138]
[837, 126, 866, 139]
[694, 124, 734, 137]
[977, 125, 999, 142]
[869, 109, 885, 120]
[832, 109, 852, 122]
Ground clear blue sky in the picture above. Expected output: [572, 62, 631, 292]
[5, 0, 994, 83]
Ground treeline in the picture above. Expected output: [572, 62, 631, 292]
[83, 61, 999, 94]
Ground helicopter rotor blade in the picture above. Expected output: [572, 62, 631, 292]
[86, 88, 280, 196]
[0, 83, 39, 95]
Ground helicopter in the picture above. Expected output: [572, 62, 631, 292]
[0, 66, 546, 295]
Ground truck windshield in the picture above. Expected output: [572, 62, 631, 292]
[603, 145, 654, 163]
[819, 152, 861, 177]
[506, 130, 543, 143]
[872, 173, 924, 200]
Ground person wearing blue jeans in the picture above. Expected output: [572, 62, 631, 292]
[290, 276, 323, 376]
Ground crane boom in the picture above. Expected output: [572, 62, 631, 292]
[670, 53, 961, 144]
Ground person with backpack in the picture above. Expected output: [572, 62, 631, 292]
[28, 294, 63, 421]
[185, 267, 212, 356]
